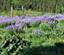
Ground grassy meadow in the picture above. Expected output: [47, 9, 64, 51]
[0, 13, 64, 55]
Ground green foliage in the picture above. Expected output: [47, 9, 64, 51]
[0, 35, 31, 55]
[39, 23, 50, 31]
[0, 20, 64, 55]
[0, 22, 15, 28]
[0, 0, 64, 13]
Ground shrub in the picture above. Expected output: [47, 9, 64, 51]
[39, 23, 50, 31]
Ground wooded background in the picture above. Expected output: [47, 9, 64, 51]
[0, 0, 64, 13]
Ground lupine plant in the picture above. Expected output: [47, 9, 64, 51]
[48, 18, 58, 30]
[0, 15, 63, 31]
[0, 15, 64, 55]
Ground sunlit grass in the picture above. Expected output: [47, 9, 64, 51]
[0, 10, 43, 16]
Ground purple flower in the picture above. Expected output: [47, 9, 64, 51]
[48, 18, 55, 24]
[0, 14, 64, 31]
[48, 18, 58, 25]
[32, 29, 43, 36]
[0, 17, 16, 24]
[48, 18, 58, 29]
[5, 22, 26, 31]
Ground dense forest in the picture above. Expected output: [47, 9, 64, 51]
[0, 0, 64, 13]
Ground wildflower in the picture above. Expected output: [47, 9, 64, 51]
[32, 29, 43, 37]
